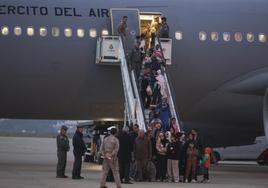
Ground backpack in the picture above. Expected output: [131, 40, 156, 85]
[145, 161, 156, 181]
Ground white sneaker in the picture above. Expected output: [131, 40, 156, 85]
[175, 180, 179, 183]
[185, 179, 188, 183]
[192, 180, 197, 183]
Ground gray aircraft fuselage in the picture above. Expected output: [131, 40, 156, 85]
[0, 0, 268, 147]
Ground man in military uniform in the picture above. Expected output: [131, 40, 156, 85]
[100, 128, 122, 188]
[72, 125, 87, 180]
[56, 125, 70, 178]
[118, 16, 128, 37]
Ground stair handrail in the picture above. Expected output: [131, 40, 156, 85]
[130, 70, 147, 131]
[118, 36, 146, 130]
[118, 36, 136, 125]
[155, 37, 183, 132]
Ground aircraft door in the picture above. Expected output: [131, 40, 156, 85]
[110, 8, 140, 52]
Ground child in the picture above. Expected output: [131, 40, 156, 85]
[185, 142, 199, 183]
[202, 147, 212, 183]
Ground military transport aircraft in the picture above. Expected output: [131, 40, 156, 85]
[0, 0, 268, 147]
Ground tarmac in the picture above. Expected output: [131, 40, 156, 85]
[0, 137, 268, 188]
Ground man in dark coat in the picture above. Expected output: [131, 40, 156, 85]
[157, 17, 170, 38]
[129, 124, 139, 179]
[72, 125, 87, 179]
[134, 130, 152, 181]
[129, 124, 139, 151]
[118, 127, 133, 184]
[191, 129, 203, 181]
[56, 125, 70, 178]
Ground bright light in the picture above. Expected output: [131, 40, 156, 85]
[199, 31, 207, 41]
[89, 28, 97, 38]
[211, 32, 219, 42]
[223, 32, 231, 42]
[40, 27, 47, 37]
[259, 33, 266, 43]
[247, 33, 254, 42]
[77, 28, 85, 38]
[64, 28, 72, 37]
[1, 26, 9, 35]
[102, 29, 109, 36]
[175, 31, 183, 40]
[14, 26, 22, 36]
[27, 27, 34, 36]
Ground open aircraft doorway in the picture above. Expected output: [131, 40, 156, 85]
[140, 12, 162, 50]
[110, 8, 140, 52]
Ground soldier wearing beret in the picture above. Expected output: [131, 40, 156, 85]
[56, 125, 70, 178]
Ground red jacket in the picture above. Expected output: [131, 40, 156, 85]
[204, 147, 212, 168]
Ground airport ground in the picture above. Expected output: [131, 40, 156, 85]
[0, 137, 267, 188]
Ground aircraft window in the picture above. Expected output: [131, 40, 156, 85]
[199, 31, 207, 41]
[1, 26, 9, 35]
[211, 32, 219, 41]
[234, 32, 243, 42]
[27, 27, 34, 36]
[64, 28, 72, 37]
[77, 28, 85, 38]
[89, 29, 97, 38]
[102, 29, 109, 36]
[259, 33, 266, 43]
[175, 31, 183, 40]
[223, 32, 231, 42]
[14, 26, 22, 36]
[247, 33, 254, 42]
[52, 27, 60, 37]
[40, 27, 47, 37]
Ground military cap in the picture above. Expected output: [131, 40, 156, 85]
[61, 125, 68, 130]
[77, 125, 84, 128]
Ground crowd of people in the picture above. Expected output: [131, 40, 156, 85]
[55, 123, 213, 188]
[125, 16, 173, 132]
[100, 15, 213, 188]
[102, 32, 213, 185]
[114, 124, 212, 186]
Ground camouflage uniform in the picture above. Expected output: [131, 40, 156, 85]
[100, 134, 121, 188]
[118, 21, 127, 37]
[56, 133, 70, 177]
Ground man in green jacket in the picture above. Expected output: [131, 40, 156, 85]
[56, 125, 70, 178]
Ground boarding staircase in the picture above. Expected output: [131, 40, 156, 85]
[117, 37, 147, 130]
[96, 35, 182, 132]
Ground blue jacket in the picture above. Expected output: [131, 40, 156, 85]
[158, 102, 171, 131]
